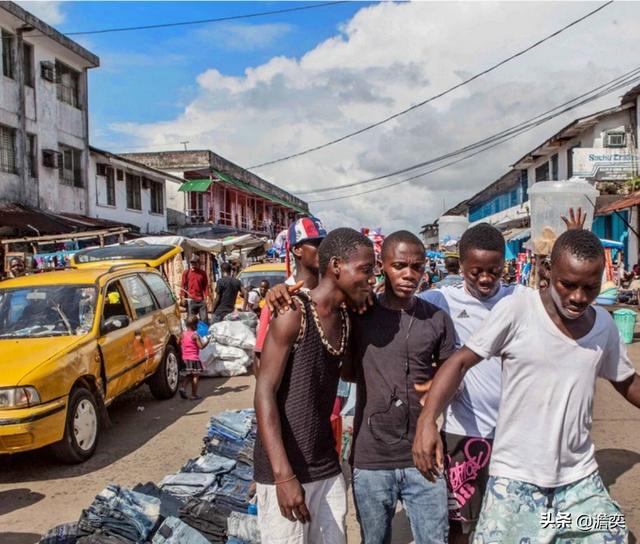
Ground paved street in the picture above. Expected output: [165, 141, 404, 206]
[2, 343, 640, 544]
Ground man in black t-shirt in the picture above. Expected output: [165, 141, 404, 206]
[344, 231, 455, 544]
[211, 262, 242, 323]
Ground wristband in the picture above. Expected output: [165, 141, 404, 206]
[274, 474, 297, 485]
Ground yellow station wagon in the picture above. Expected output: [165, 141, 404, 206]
[0, 244, 183, 463]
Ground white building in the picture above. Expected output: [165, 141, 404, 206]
[88, 147, 187, 234]
[0, 1, 99, 216]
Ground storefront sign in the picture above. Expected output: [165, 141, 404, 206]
[572, 148, 638, 181]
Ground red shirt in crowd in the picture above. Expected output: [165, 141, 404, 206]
[181, 268, 209, 301]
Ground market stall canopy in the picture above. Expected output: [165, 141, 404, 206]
[504, 228, 531, 242]
[126, 234, 268, 254]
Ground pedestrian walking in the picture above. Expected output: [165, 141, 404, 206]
[414, 229, 640, 543]
[254, 228, 375, 544]
[179, 314, 210, 400]
[345, 230, 455, 544]
[211, 262, 242, 324]
[181, 255, 209, 324]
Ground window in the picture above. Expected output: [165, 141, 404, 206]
[55, 60, 80, 108]
[58, 144, 83, 187]
[26, 134, 36, 178]
[106, 167, 116, 206]
[22, 42, 33, 87]
[141, 273, 176, 309]
[116, 169, 123, 181]
[550, 153, 559, 181]
[535, 161, 550, 182]
[126, 173, 142, 210]
[0, 125, 16, 173]
[2, 30, 14, 79]
[150, 181, 163, 214]
[120, 275, 157, 318]
[605, 132, 626, 148]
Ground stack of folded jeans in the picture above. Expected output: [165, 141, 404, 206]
[212, 473, 254, 513]
[77, 485, 160, 542]
[39, 522, 87, 544]
[151, 516, 209, 544]
[159, 473, 217, 502]
[207, 410, 254, 442]
[132, 482, 184, 520]
[179, 498, 228, 543]
[226, 512, 260, 544]
[182, 453, 236, 476]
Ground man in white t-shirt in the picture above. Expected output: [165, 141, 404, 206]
[414, 229, 639, 542]
[245, 280, 270, 316]
[419, 224, 526, 542]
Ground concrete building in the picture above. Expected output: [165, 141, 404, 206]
[88, 147, 188, 234]
[121, 150, 309, 238]
[0, 1, 99, 216]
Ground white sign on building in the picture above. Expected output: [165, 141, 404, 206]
[572, 148, 638, 181]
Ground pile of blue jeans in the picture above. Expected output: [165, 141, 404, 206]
[39, 410, 260, 544]
[77, 485, 160, 542]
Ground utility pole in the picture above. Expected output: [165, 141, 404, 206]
[180, 141, 189, 151]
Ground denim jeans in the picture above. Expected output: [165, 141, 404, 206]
[208, 410, 255, 441]
[179, 498, 228, 543]
[40, 522, 86, 544]
[78, 485, 161, 541]
[182, 453, 237, 475]
[352, 467, 448, 544]
[152, 516, 210, 544]
[159, 473, 217, 500]
[133, 482, 185, 520]
[227, 511, 260, 543]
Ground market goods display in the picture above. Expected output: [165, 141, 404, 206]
[39, 409, 260, 544]
[200, 316, 257, 377]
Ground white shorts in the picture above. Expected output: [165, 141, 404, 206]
[257, 473, 347, 544]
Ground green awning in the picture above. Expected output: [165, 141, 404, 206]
[178, 179, 213, 192]
[213, 170, 307, 214]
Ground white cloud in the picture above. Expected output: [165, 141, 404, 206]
[16, 1, 66, 25]
[105, 1, 640, 233]
[194, 22, 294, 52]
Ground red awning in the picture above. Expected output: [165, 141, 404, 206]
[598, 192, 640, 214]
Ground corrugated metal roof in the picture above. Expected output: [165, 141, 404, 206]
[598, 192, 640, 214]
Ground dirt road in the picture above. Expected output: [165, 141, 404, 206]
[2, 343, 640, 543]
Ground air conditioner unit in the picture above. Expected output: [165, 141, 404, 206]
[40, 61, 55, 83]
[42, 149, 62, 168]
[96, 163, 109, 177]
[605, 132, 626, 148]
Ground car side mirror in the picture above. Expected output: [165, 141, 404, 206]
[102, 315, 130, 334]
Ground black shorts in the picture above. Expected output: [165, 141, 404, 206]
[441, 431, 493, 528]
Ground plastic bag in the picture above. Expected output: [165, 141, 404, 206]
[200, 342, 252, 377]
[209, 321, 256, 350]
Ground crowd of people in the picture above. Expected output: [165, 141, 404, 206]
[251, 215, 640, 544]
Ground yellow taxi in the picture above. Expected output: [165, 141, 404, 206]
[235, 262, 287, 309]
[0, 245, 183, 463]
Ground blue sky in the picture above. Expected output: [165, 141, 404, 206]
[23, 1, 640, 231]
[51, 1, 369, 144]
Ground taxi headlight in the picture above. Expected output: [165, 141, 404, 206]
[0, 386, 41, 408]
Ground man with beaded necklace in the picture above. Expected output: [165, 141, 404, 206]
[254, 228, 376, 544]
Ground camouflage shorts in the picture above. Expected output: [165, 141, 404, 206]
[473, 471, 628, 544]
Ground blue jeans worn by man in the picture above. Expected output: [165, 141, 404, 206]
[353, 468, 448, 544]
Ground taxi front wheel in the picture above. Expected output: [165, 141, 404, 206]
[50, 387, 99, 464]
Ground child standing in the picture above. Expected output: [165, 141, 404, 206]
[180, 315, 210, 400]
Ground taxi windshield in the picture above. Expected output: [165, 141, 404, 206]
[0, 285, 97, 338]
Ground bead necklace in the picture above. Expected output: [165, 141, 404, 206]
[308, 301, 349, 357]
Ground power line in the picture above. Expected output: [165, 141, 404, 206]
[298, 66, 640, 196]
[306, 69, 640, 203]
[248, 1, 614, 170]
[28, 1, 352, 37]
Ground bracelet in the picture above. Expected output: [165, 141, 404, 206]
[274, 474, 297, 485]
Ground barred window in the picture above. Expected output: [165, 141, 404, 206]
[55, 60, 80, 108]
[2, 30, 14, 79]
[126, 173, 142, 210]
[150, 181, 163, 214]
[0, 125, 16, 173]
[58, 144, 83, 187]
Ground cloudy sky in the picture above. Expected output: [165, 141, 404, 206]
[22, 1, 640, 233]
